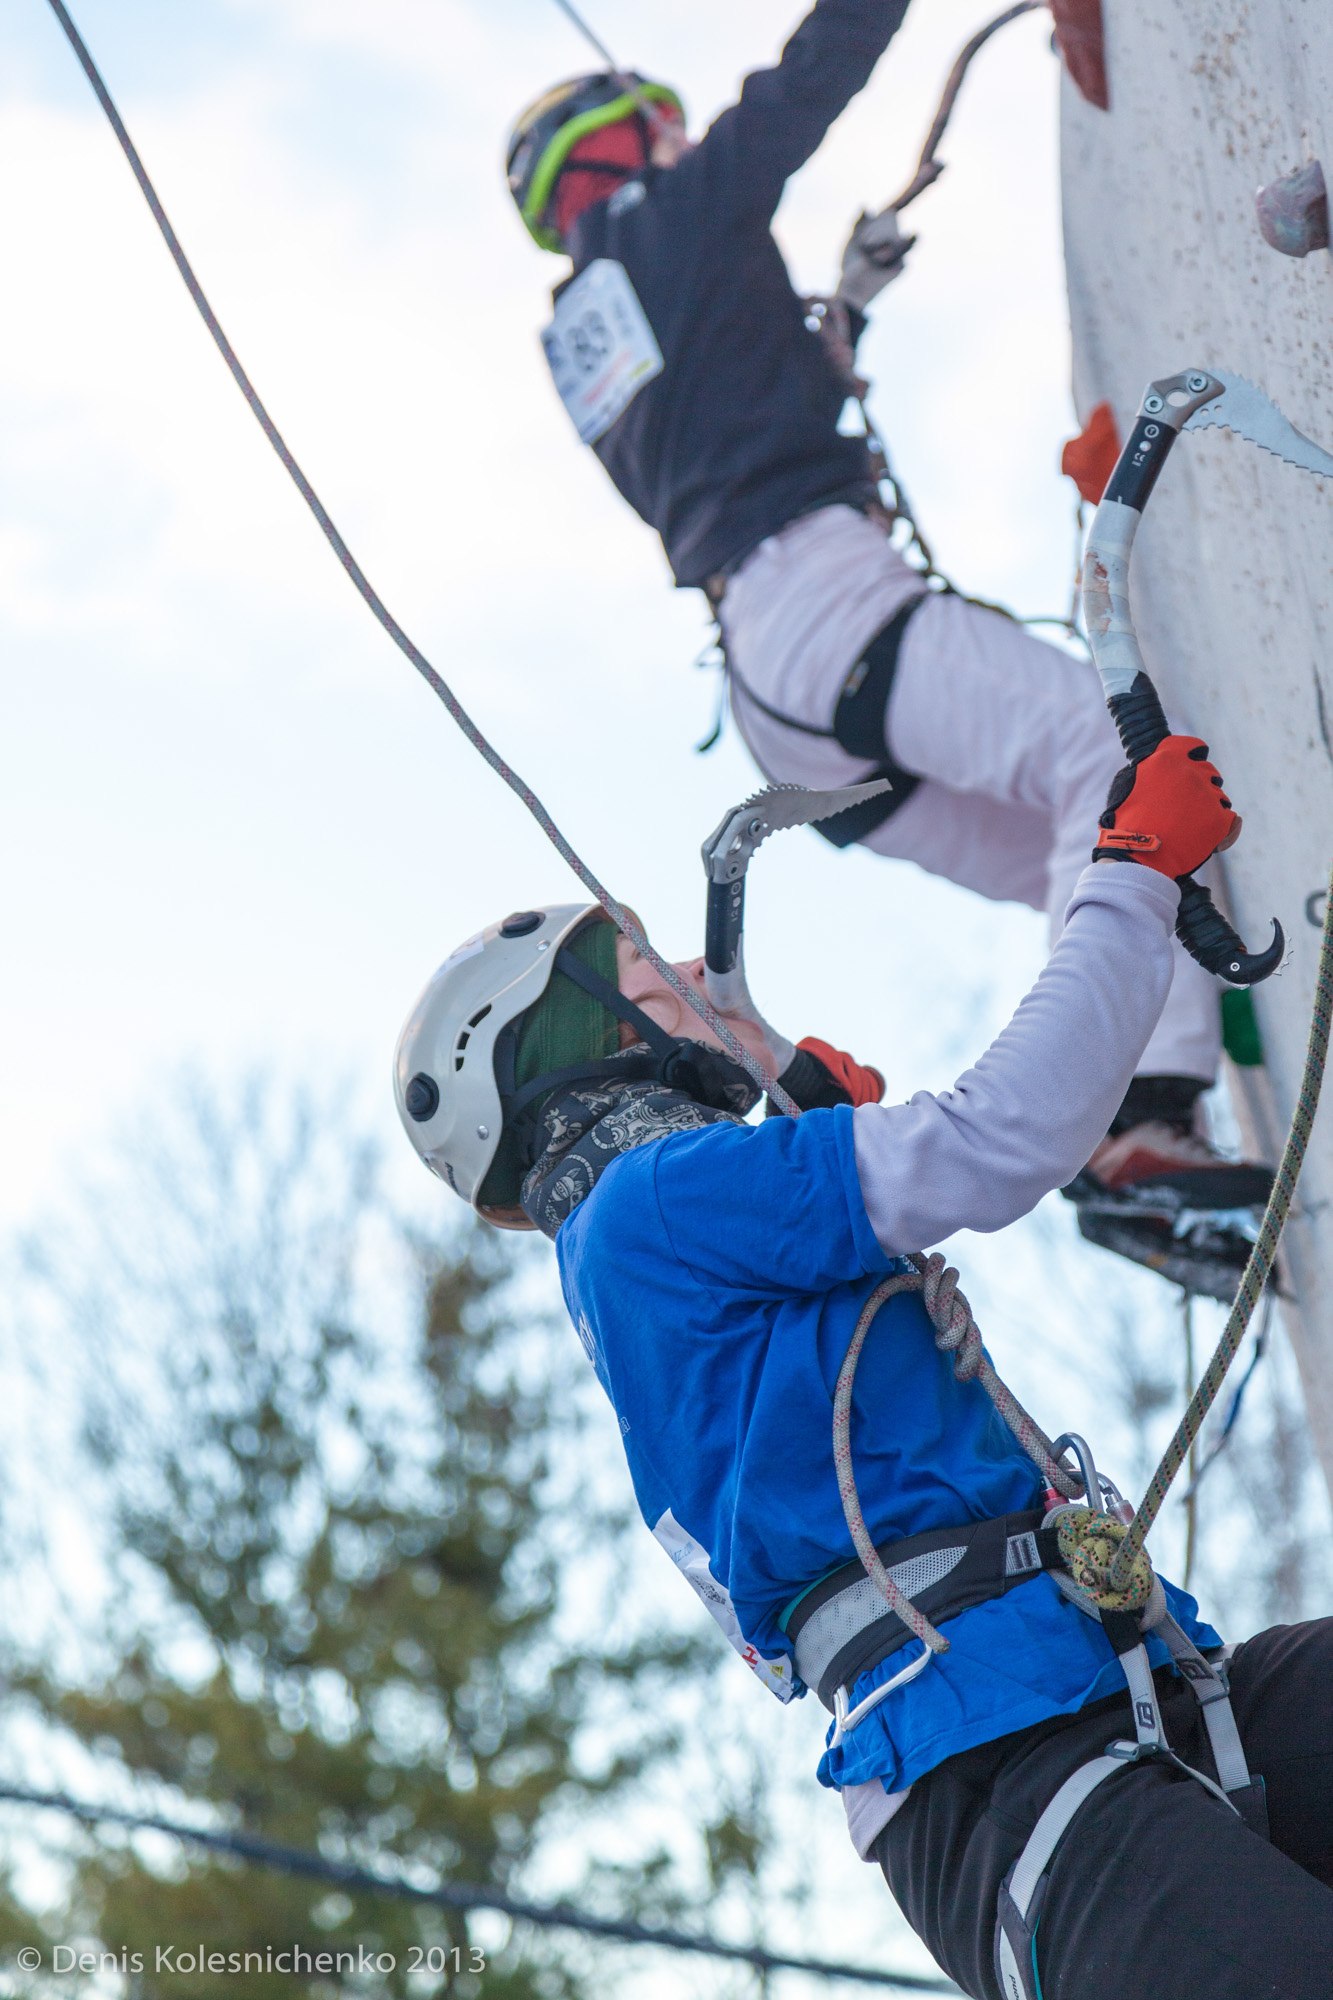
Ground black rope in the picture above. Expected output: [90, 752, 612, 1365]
[0, 1784, 956, 1992]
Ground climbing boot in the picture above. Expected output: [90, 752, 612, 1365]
[1062, 1077, 1275, 1300]
[1073, 1120, 1274, 1213]
[1069, 1201, 1274, 1303]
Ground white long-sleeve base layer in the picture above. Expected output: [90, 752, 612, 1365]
[851, 860, 1180, 1257]
[841, 858, 1180, 1856]
[720, 504, 1221, 1084]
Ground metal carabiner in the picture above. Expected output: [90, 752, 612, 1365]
[829, 1639, 934, 1749]
[1050, 1432, 1134, 1524]
[1050, 1432, 1106, 1513]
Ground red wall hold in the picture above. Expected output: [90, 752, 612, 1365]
[1050, 0, 1110, 110]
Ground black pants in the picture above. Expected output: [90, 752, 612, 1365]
[874, 1621, 1333, 1999]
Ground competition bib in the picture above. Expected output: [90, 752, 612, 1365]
[542, 259, 663, 446]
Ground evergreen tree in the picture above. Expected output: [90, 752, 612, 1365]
[0, 1078, 712, 1999]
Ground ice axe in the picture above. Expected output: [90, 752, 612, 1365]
[701, 780, 893, 1076]
[1083, 367, 1333, 982]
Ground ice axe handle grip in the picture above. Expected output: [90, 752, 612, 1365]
[1107, 674, 1284, 985]
[705, 877, 744, 977]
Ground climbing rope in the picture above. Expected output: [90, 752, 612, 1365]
[543, 0, 679, 143]
[884, 1, 1044, 217]
[42, 0, 799, 1119]
[1180, 1288, 1276, 1503]
[833, 1254, 1083, 1653]
[1107, 858, 1333, 1591]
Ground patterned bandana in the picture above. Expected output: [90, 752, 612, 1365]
[520, 1043, 757, 1238]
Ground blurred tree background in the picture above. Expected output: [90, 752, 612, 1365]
[0, 1076, 785, 2000]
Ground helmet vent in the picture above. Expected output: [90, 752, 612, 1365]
[454, 1003, 492, 1070]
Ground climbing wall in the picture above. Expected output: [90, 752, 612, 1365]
[1059, 1, 1333, 1488]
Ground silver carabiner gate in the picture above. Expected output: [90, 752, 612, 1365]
[829, 1638, 934, 1749]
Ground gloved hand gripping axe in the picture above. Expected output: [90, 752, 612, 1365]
[1083, 367, 1333, 982]
[702, 781, 892, 1068]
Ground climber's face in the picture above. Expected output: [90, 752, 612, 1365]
[615, 936, 773, 1068]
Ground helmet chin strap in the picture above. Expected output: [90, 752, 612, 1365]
[499, 946, 759, 1123]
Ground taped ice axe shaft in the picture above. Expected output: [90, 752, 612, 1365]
[1083, 368, 1297, 983]
[702, 781, 893, 1071]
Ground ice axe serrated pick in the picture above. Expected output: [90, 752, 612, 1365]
[1083, 366, 1333, 984]
[700, 780, 892, 1074]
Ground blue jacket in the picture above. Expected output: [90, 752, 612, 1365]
[556, 1109, 1220, 1796]
[557, 0, 911, 587]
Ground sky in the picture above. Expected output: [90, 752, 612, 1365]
[0, 1, 1132, 1988]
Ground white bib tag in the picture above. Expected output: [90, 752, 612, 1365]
[542, 259, 663, 446]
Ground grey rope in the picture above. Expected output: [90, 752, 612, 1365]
[1107, 860, 1333, 1591]
[885, 2, 1044, 215]
[543, 0, 681, 142]
[42, 0, 797, 1118]
[833, 1255, 1083, 1654]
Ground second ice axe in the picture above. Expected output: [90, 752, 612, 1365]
[1083, 366, 1333, 982]
[701, 780, 892, 1070]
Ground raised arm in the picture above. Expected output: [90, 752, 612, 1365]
[690, 0, 913, 221]
[852, 864, 1182, 1253]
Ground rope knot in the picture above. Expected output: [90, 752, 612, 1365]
[1051, 1507, 1155, 1614]
[921, 1253, 984, 1381]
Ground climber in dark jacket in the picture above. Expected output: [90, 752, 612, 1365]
[503, 0, 1274, 1289]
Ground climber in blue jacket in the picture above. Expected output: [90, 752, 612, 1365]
[394, 736, 1333, 1997]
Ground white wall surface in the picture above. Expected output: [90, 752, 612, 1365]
[1061, 1, 1333, 1480]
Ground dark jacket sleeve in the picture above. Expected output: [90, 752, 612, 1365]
[690, 0, 913, 221]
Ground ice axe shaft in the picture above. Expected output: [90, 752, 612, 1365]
[1083, 369, 1284, 985]
[701, 781, 893, 1060]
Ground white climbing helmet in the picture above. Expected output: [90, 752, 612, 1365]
[394, 902, 598, 1227]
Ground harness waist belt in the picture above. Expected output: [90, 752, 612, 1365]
[785, 1511, 1057, 1711]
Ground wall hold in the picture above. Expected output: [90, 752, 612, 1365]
[1049, 0, 1109, 109]
[1255, 160, 1329, 258]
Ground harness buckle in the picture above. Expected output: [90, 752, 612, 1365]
[828, 1638, 934, 1749]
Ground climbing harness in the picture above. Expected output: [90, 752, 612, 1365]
[41, 0, 799, 1122]
[720, 597, 930, 848]
[817, 1260, 1269, 2000]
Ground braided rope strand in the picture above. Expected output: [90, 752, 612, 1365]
[834, 1275, 952, 1653]
[1108, 860, 1333, 1590]
[917, 1254, 1080, 1497]
[43, 0, 798, 1120]
[833, 1257, 1084, 1657]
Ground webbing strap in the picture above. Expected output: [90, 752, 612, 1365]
[1008, 1753, 1128, 1919]
[1152, 1614, 1266, 1827]
[1113, 1641, 1167, 1756]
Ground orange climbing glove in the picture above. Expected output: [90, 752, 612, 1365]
[1094, 736, 1242, 877]
[766, 1037, 886, 1115]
